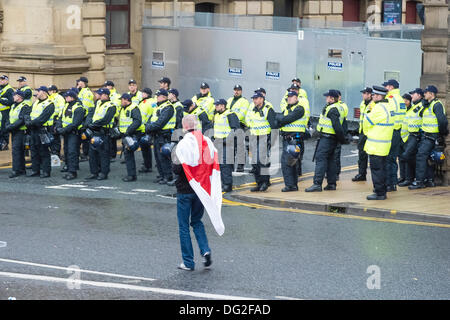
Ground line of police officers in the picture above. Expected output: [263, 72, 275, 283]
[0, 74, 447, 199]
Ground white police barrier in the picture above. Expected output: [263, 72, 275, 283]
[142, 12, 422, 126]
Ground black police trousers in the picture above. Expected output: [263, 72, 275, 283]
[313, 136, 338, 186]
[415, 134, 438, 183]
[357, 134, 368, 177]
[1, 110, 10, 145]
[11, 130, 26, 174]
[51, 133, 61, 156]
[400, 134, 420, 182]
[216, 138, 233, 187]
[30, 129, 51, 174]
[63, 132, 80, 174]
[141, 144, 153, 170]
[385, 129, 401, 186]
[123, 134, 142, 177]
[281, 136, 302, 188]
[89, 133, 111, 176]
[250, 134, 271, 185]
[369, 155, 387, 196]
[153, 134, 173, 180]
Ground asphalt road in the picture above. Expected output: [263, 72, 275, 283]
[0, 140, 449, 300]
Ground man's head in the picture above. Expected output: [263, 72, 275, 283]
[323, 90, 339, 104]
[158, 77, 171, 90]
[142, 88, 152, 100]
[402, 93, 412, 107]
[35, 86, 49, 100]
[409, 88, 424, 102]
[48, 85, 58, 95]
[96, 88, 110, 101]
[13, 90, 25, 103]
[214, 99, 227, 113]
[104, 80, 115, 91]
[254, 88, 266, 97]
[76, 76, 88, 89]
[63, 90, 78, 103]
[382, 79, 399, 92]
[120, 93, 132, 107]
[423, 85, 438, 101]
[287, 91, 298, 105]
[251, 92, 264, 107]
[17, 76, 28, 88]
[128, 79, 138, 94]
[200, 82, 210, 96]
[288, 84, 300, 94]
[182, 99, 195, 112]
[292, 77, 301, 88]
[360, 87, 373, 101]
[182, 114, 198, 132]
[371, 86, 388, 102]
[155, 89, 168, 102]
[168, 88, 179, 102]
[0, 75, 9, 86]
[233, 84, 242, 97]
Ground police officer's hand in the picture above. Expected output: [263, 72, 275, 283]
[56, 127, 65, 135]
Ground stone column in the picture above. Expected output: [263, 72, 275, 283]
[0, 0, 90, 89]
[420, 0, 449, 185]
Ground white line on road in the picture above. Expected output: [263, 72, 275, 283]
[95, 186, 119, 190]
[156, 195, 176, 200]
[0, 271, 260, 300]
[80, 188, 99, 192]
[132, 189, 158, 193]
[45, 186, 70, 190]
[0, 258, 156, 282]
[274, 295, 304, 300]
[60, 184, 89, 188]
[116, 191, 138, 195]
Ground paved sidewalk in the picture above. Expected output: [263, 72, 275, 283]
[230, 168, 450, 225]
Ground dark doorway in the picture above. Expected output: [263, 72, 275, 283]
[195, 2, 216, 13]
[343, 0, 360, 22]
[406, 1, 418, 24]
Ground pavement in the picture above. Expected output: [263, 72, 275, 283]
[229, 167, 450, 226]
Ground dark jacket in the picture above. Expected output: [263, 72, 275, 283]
[89, 100, 116, 131]
[124, 105, 142, 136]
[60, 101, 85, 134]
[420, 99, 449, 136]
[146, 100, 175, 134]
[6, 103, 31, 132]
[29, 98, 55, 129]
[0, 85, 14, 108]
[321, 104, 346, 144]
[172, 162, 195, 194]
[277, 103, 305, 131]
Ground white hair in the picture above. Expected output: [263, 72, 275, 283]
[182, 114, 198, 131]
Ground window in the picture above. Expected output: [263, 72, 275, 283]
[106, 0, 130, 49]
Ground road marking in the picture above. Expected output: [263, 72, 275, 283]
[60, 184, 89, 188]
[80, 188, 99, 192]
[222, 198, 450, 229]
[132, 189, 158, 193]
[95, 186, 119, 190]
[117, 191, 138, 195]
[343, 150, 359, 158]
[0, 271, 260, 300]
[0, 258, 156, 282]
[45, 186, 70, 190]
[274, 295, 304, 300]
[156, 195, 176, 200]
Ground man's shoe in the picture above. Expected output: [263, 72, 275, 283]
[250, 185, 261, 192]
[386, 185, 397, 192]
[159, 178, 168, 185]
[352, 174, 366, 182]
[367, 193, 387, 200]
[398, 180, 412, 187]
[408, 181, 425, 190]
[249, 167, 257, 174]
[40, 172, 50, 178]
[97, 173, 108, 181]
[281, 186, 298, 192]
[9, 171, 25, 179]
[64, 172, 77, 180]
[259, 182, 269, 192]
[27, 171, 40, 177]
[425, 180, 435, 188]
[153, 177, 163, 183]
[398, 178, 405, 184]
[178, 263, 194, 271]
[305, 184, 322, 192]
[138, 166, 152, 173]
[324, 184, 337, 191]
[203, 252, 212, 269]
[122, 175, 136, 182]
[85, 174, 98, 180]
[222, 184, 233, 193]
[235, 165, 245, 173]
[60, 166, 68, 173]
[79, 155, 88, 162]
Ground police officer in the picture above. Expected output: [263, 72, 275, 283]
[398, 88, 424, 187]
[226, 84, 249, 172]
[213, 98, 240, 193]
[57, 90, 85, 180]
[145, 89, 176, 184]
[26, 86, 55, 178]
[104, 81, 121, 106]
[48, 85, 66, 157]
[398, 93, 412, 184]
[383, 79, 406, 191]
[409, 85, 448, 189]
[168, 88, 184, 130]
[128, 79, 143, 107]
[0, 75, 14, 149]
[291, 77, 308, 99]
[119, 93, 142, 182]
[192, 82, 215, 121]
[277, 91, 307, 192]
[334, 90, 349, 181]
[138, 88, 155, 173]
[246, 91, 276, 192]
[5, 90, 31, 178]
[182, 99, 212, 134]
[305, 90, 346, 192]
[17, 76, 33, 106]
[85, 88, 116, 180]
[76, 77, 94, 161]
[352, 87, 375, 182]
[364, 86, 395, 200]
[253, 88, 274, 109]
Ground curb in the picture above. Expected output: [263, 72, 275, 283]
[229, 193, 450, 226]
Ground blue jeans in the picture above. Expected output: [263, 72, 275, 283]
[177, 193, 211, 269]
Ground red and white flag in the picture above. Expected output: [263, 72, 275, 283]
[175, 130, 224, 236]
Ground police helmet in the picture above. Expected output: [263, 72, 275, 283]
[285, 144, 301, 167]
[161, 142, 176, 158]
[123, 136, 140, 152]
[90, 136, 104, 151]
